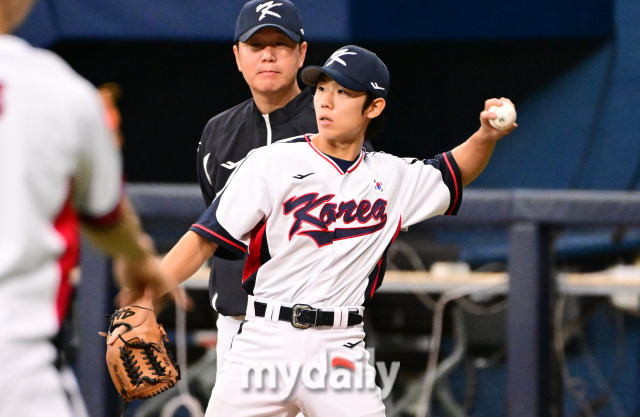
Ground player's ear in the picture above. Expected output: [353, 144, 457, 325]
[297, 41, 308, 68]
[233, 44, 242, 72]
[366, 98, 386, 119]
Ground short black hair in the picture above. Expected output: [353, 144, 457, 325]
[362, 92, 385, 141]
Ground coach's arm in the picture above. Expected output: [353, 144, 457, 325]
[451, 97, 517, 187]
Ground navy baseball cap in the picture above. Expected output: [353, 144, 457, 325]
[300, 45, 390, 100]
[235, 0, 304, 43]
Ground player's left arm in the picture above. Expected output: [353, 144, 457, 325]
[107, 231, 217, 344]
[451, 97, 517, 187]
[124, 230, 217, 311]
[158, 231, 218, 295]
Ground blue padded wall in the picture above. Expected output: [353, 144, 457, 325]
[471, 0, 640, 190]
[16, 0, 611, 46]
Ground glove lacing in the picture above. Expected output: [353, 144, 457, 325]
[119, 346, 143, 386]
[142, 344, 167, 378]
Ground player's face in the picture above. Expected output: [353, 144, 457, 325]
[314, 78, 384, 144]
[234, 28, 307, 96]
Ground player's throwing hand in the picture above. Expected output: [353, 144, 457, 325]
[481, 97, 518, 139]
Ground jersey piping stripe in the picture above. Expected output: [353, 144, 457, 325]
[54, 193, 80, 326]
[372, 218, 402, 298]
[442, 152, 460, 215]
[369, 257, 385, 299]
[304, 134, 364, 175]
[243, 221, 269, 283]
[191, 224, 247, 253]
[305, 135, 343, 174]
[365, 218, 402, 303]
[346, 153, 364, 173]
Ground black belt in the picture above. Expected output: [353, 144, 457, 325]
[253, 301, 363, 329]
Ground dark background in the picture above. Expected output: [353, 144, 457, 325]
[17, 0, 634, 189]
[51, 39, 603, 183]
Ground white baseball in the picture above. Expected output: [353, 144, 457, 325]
[488, 101, 516, 130]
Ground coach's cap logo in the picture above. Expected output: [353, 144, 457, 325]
[236, 0, 303, 43]
[257, 1, 282, 20]
[371, 82, 385, 91]
[327, 49, 357, 67]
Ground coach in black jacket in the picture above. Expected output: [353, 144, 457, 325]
[196, 0, 317, 370]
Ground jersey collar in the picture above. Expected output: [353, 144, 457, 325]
[304, 134, 364, 175]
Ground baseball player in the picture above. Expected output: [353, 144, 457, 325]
[0, 2, 174, 416]
[151, 45, 516, 416]
[198, 0, 367, 373]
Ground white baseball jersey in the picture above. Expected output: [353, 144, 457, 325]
[190, 135, 461, 308]
[0, 34, 122, 417]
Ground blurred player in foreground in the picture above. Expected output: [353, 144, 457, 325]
[0, 1, 173, 416]
[116, 45, 517, 416]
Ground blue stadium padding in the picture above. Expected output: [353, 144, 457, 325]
[571, 0, 640, 190]
[350, 0, 612, 41]
[16, 0, 612, 47]
[125, 183, 205, 221]
[470, 47, 614, 189]
[428, 189, 640, 266]
[472, 0, 640, 191]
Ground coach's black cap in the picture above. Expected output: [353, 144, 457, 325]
[300, 45, 389, 100]
[235, 0, 304, 43]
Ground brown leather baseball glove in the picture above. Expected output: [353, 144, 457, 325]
[100, 305, 181, 401]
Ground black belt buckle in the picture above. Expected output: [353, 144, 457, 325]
[291, 304, 316, 329]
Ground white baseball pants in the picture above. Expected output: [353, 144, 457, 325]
[205, 297, 386, 417]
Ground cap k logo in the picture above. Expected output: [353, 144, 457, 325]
[327, 49, 357, 67]
[257, 1, 282, 20]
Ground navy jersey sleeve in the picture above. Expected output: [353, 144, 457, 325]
[425, 151, 462, 215]
[189, 197, 248, 260]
